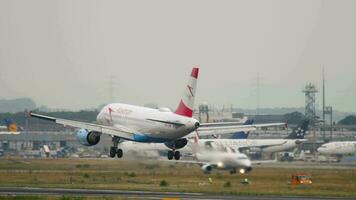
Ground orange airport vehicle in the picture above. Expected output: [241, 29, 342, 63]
[291, 174, 312, 185]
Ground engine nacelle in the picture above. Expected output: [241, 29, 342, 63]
[77, 128, 101, 146]
[201, 164, 213, 174]
[164, 138, 188, 150]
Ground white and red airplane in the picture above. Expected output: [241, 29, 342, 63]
[30, 67, 283, 160]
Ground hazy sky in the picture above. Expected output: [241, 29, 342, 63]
[0, 0, 355, 112]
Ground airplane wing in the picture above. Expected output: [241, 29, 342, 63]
[195, 126, 257, 137]
[251, 158, 278, 165]
[165, 159, 218, 168]
[168, 159, 208, 166]
[203, 140, 291, 154]
[199, 122, 286, 128]
[30, 113, 136, 140]
[0, 132, 21, 135]
[246, 141, 288, 149]
[186, 122, 285, 138]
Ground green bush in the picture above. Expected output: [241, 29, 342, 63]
[223, 181, 231, 188]
[145, 164, 160, 170]
[83, 173, 90, 178]
[127, 172, 136, 177]
[160, 180, 169, 187]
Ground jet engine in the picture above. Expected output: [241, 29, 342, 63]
[201, 164, 213, 174]
[77, 128, 101, 146]
[164, 138, 188, 150]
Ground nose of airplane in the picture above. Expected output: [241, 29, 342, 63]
[238, 159, 252, 174]
[245, 159, 252, 168]
[316, 147, 324, 153]
[240, 159, 252, 169]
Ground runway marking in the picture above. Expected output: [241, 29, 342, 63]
[0, 187, 354, 200]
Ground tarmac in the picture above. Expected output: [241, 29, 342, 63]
[0, 187, 354, 200]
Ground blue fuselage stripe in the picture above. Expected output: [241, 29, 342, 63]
[132, 134, 170, 143]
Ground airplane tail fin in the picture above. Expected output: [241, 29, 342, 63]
[175, 67, 199, 118]
[4, 118, 19, 132]
[230, 119, 254, 139]
[190, 131, 200, 157]
[285, 119, 309, 139]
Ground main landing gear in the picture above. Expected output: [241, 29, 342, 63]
[229, 168, 237, 174]
[164, 139, 187, 161]
[167, 150, 180, 160]
[110, 136, 123, 158]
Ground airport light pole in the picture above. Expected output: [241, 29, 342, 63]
[325, 106, 333, 141]
[322, 68, 326, 141]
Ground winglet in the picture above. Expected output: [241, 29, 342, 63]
[4, 119, 19, 132]
[191, 67, 199, 79]
[175, 67, 199, 118]
[30, 113, 56, 122]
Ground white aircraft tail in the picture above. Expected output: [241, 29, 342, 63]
[188, 131, 201, 159]
[175, 67, 199, 118]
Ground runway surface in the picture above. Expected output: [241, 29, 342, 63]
[0, 187, 354, 200]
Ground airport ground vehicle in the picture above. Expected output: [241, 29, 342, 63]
[291, 174, 312, 185]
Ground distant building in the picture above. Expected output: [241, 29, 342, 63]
[0, 131, 111, 153]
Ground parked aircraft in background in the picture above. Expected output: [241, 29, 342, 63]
[229, 119, 254, 139]
[31, 67, 278, 160]
[179, 150, 252, 175]
[317, 141, 356, 156]
[0, 119, 21, 135]
[175, 134, 252, 175]
[199, 120, 309, 154]
[118, 119, 285, 159]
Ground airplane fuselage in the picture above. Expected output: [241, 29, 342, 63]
[196, 151, 251, 170]
[198, 138, 306, 153]
[96, 103, 199, 142]
[318, 141, 356, 155]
